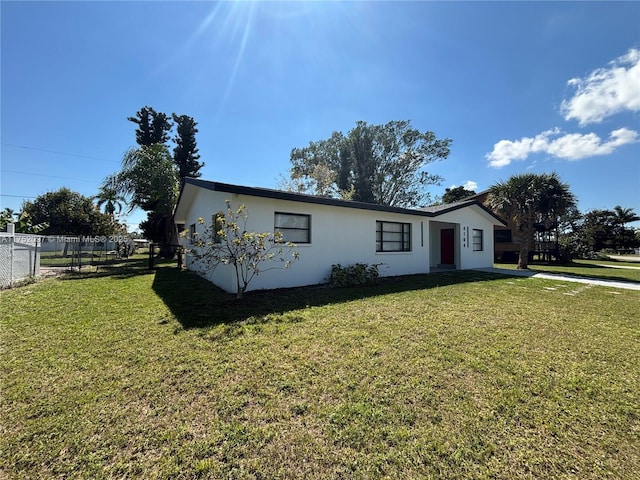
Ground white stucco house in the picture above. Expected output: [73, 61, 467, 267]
[174, 178, 506, 294]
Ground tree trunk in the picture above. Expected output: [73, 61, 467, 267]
[160, 215, 179, 259]
[517, 244, 529, 269]
[518, 224, 534, 269]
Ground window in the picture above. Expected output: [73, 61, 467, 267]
[189, 223, 196, 244]
[472, 229, 483, 251]
[494, 229, 512, 243]
[274, 212, 311, 243]
[376, 221, 411, 252]
[212, 212, 224, 243]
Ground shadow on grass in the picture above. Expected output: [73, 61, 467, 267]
[151, 266, 511, 329]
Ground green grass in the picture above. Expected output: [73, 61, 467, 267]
[496, 259, 640, 283]
[2, 259, 639, 479]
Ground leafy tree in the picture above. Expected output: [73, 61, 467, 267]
[487, 172, 576, 269]
[442, 186, 476, 204]
[0, 208, 49, 234]
[580, 209, 618, 252]
[172, 114, 204, 185]
[21, 188, 118, 236]
[103, 144, 179, 252]
[572, 208, 640, 254]
[128, 106, 172, 146]
[0, 208, 16, 230]
[186, 201, 299, 299]
[286, 120, 451, 207]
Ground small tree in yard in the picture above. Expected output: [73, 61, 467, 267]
[186, 202, 299, 299]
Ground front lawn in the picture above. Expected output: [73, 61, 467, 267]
[1, 260, 639, 479]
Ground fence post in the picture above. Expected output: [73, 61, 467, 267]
[33, 237, 39, 277]
[10, 234, 14, 288]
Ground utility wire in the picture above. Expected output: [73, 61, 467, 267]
[1, 142, 117, 163]
[1, 169, 97, 183]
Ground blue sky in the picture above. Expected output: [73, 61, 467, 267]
[2, 1, 639, 231]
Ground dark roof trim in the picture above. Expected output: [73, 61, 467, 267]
[181, 177, 506, 225]
[422, 200, 504, 222]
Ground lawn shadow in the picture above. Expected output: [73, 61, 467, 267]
[151, 266, 513, 329]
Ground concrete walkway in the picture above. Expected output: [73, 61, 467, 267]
[474, 267, 640, 291]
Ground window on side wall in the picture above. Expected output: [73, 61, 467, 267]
[376, 221, 411, 252]
[211, 212, 224, 243]
[189, 223, 196, 244]
[274, 212, 311, 243]
[472, 229, 483, 251]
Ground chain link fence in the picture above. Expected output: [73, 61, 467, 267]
[39, 235, 136, 270]
[1, 232, 152, 288]
[0, 233, 41, 288]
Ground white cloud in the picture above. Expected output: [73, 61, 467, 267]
[561, 48, 640, 125]
[487, 127, 638, 167]
[462, 180, 478, 191]
[448, 180, 479, 191]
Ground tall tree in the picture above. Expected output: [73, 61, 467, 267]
[287, 120, 451, 208]
[106, 107, 203, 254]
[103, 144, 180, 253]
[487, 172, 576, 269]
[22, 188, 118, 236]
[128, 106, 172, 146]
[172, 114, 204, 185]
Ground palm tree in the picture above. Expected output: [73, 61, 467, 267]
[613, 206, 639, 227]
[93, 185, 126, 217]
[104, 144, 180, 256]
[488, 172, 576, 269]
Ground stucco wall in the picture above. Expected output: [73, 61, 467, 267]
[182, 189, 433, 293]
[180, 189, 498, 293]
[429, 206, 496, 270]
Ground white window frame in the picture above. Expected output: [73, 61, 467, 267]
[472, 229, 483, 251]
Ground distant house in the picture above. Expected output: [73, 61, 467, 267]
[174, 178, 506, 294]
[470, 191, 561, 263]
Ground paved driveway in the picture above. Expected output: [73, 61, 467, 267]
[474, 267, 640, 291]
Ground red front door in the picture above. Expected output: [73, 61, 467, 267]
[440, 228, 455, 265]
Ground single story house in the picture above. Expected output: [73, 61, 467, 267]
[174, 178, 506, 294]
